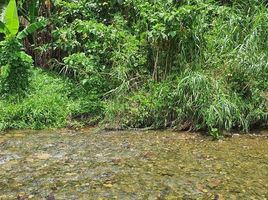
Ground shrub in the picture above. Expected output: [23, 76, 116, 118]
[104, 70, 268, 133]
[0, 69, 71, 130]
[0, 38, 33, 100]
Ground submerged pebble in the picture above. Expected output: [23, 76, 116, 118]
[0, 129, 267, 199]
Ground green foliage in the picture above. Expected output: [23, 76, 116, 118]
[0, 68, 107, 131]
[1, 0, 267, 134]
[0, 0, 47, 40]
[17, 19, 48, 40]
[0, 38, 32, 99]
[0, 0, 47, 101]
[18, 0, 40, 23]
[104, 70, 267, 133]
[209, 128, 222, 140]
[51, 16, 146, 98]
[0, 0, 19, 36]
[0, 69, 69, 130]
[47, 0, 268, 134]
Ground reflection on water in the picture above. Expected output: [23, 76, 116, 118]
[0, 129, 267, 199]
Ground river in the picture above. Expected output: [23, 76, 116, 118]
[0, 129, 267, 199]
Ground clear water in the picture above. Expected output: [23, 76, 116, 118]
[0, 129, 267, 199]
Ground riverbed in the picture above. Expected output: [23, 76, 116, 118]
[0, 129, 267, 199]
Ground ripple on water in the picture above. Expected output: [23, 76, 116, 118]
[0, 153, 20, 165]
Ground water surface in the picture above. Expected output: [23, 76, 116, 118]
[0, 129, 267, 199]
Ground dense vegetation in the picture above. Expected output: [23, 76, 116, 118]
[0, 0, 267, 137]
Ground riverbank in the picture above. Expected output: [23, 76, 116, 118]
[0, 129, 267, 199]
[1, 1, 268, 139]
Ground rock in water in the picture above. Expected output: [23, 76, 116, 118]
[17, 193, 28, 200]
[46, 193, 56, 200]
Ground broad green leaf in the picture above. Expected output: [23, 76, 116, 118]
[17, 19, 47, 40]
[4, 0, 19, 36]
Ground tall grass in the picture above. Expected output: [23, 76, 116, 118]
[103, 0, 268, 133]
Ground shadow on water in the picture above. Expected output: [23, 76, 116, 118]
[0, 129, 267, 199]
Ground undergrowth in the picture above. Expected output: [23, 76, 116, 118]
[0, 69, 104, 131]
[0, 0, 268, 136]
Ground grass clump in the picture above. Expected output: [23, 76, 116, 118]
[103, 70, 268, 135]
[0, 69, 71, 130]
[0, 69, 105, 131]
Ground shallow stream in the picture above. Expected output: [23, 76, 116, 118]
[0, 129, 267, 199]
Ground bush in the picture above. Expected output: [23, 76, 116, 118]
[104, 70, 268, 133]
[0, 38, 33, 100]
[0, 68, 108, 131]
[0, 69, 71, 130]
